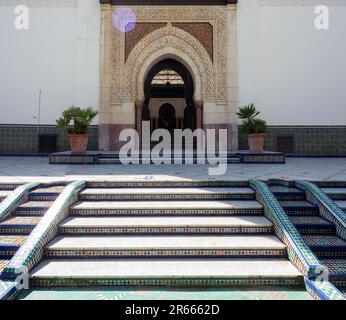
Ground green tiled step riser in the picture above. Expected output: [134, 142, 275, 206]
[29, 195, 60, 201]
[59, 226, 273, 235]
[316, 252, 346, 258]
[314, 182, 346, 188]
[0, 184, 22, 190]
[274, 194, 306, 201]
[0, 228, 33, 235]
[30, 277, 304, 288]
[70, 208, 264, 216]
[45, 248, 287, 259]
[285, 209, 320, 216]
[297, 227, 336, 235]
[326, 194, 346, 201]
[79, 194, 256, 201]
[86, 181, 250, 188]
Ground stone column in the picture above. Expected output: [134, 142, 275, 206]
[135, 101, 143, 150]
[195, 100, 203, 130]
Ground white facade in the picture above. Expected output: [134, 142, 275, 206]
[0, 0, 346, 126]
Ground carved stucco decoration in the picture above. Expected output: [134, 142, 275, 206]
[123, 24, 214, 101]
[125, 23, 167, 62]
[172, 23, 214, 62]
[110, 6, 230, 102]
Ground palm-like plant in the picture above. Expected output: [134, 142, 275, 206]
[237, 104, 267, 135]
[57, 106, 98, 134]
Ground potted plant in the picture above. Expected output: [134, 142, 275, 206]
[237, 104, 267, 153]
[57, 106, 98, 153]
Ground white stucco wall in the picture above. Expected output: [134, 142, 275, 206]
[0, 0, 100, 125]
[237, 0, 346, 125]
[1, 1, 345, 126]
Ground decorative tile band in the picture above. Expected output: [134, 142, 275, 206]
[86, 180, 250, 188]
[30, 277, 304, 288]
[45, 248, 286, 259]
[295, 180, 346, 241]
[79, 193, 256, 201]
[71, 208, 263, 216]
[2, 181, 85, 282]
[304, 278, 345, 300]
[0, 183, 40, 222]
[250, 180, 321, 278]
[59, 226, 273, 235]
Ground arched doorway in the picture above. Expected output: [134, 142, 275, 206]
[141, 58, 196, 133]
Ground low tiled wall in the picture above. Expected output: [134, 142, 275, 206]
[239, 126, 346, 156]
[0, 125, 98, 154]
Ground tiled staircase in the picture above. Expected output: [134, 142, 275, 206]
[0, 185, 65, 278]
[270, 184, 346, 296]
[28, 181, 306, 295]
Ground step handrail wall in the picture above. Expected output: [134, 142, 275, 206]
[2, 181, 86, 283]
[0, 182, 40, 222]
[250, 179, 321, 278]
[295, 180, 346, 241]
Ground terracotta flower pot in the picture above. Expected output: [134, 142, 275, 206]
[248, 133, 266, 153]
[69, 134, 89, 153]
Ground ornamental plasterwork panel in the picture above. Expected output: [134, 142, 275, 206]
[110, 6, 231, 102]
[122, 25, 214, 101]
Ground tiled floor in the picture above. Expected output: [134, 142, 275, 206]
[0, 157, 345, 182]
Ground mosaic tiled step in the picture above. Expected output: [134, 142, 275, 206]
[15, 201, 53, 216]
[279, 201, 319, 216]
[270, 186, 306, 201]
[29, 186, 65, 201]
[303, 235, 346, 255]
[0, 235, 27, 255]
[79, 187, 256, 201]
[30, 259, 304, 287]
[0, 190, 11, 202]
[0, 216, 41, 234]
[334, 201, 346, 212]
[0, 259, 10, 274]
[59, 216, 273, 235]
[290, 216, 336, 235]
[70, 201, 263, 216]
[45, 235, 287, 258]
[321, 188, 346, 201]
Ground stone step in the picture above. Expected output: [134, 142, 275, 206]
[270, 186, 306, 201]
[79, 187, 256, 201]
[70, 200, 263, 216]
[45, 235, 287, 258]
[290, 216, 335, 235]
[59, 216, 273, 235]
[29, 186, 65, 201]
[15, 201, 53, 216]
[0, 190, 11, 202]
[30, 259, 303, 287]
[96, 157, 241, 165]
[279, 201, 319, 216]
[321, 188, 346, 201]
[0, 216, 41, 234]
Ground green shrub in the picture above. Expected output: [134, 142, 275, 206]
[237, 104, 267, 135]
[57, 106, 98, 134]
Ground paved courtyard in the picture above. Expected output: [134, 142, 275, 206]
[0, 156, 345, 182]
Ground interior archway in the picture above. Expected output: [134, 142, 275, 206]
[142, 58, 196, 133]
